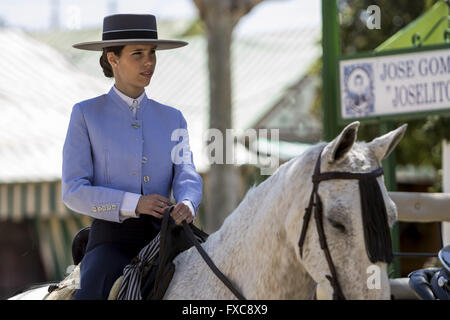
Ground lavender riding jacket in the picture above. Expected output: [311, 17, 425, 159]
[62, 86, 203, 223]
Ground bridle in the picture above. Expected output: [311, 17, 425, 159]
[298, 146, 385, 300]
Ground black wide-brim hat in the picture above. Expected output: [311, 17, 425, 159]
[73, 14, 188, 51]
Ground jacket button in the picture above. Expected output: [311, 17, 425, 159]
[143, 176, 150, 183]
[131, 123, 140, 128]
[142, 156, 148, 164]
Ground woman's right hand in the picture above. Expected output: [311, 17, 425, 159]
[135, 194, 173, 219]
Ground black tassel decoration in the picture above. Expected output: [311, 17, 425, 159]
[359, 177, 393, 263]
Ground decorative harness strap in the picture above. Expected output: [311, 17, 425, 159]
[298, 146, 384, 300]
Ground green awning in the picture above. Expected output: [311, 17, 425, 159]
[0, 180, 92, 281]
[33, 215, 92, 281]
[376, 1, 449, 51]
[0, 180, 75, 222]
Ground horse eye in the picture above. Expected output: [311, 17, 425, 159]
[328, 218, 346, 233]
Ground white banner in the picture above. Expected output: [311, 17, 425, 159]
[339, 47, 450, 119]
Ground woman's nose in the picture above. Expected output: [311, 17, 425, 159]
[144, 59, 154, 68]
[144, 54, 155, 66]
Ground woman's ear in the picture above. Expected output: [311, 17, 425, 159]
[107, 52, 118, 67]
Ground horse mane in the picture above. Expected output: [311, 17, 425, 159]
[219, 139, 390, 227]
[211, 143, 327, 237]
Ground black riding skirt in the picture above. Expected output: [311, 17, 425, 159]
[86, 214, 162, 253]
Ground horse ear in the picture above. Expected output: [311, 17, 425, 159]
[324, 121, 360, 163]
[368, 123, 407, 162]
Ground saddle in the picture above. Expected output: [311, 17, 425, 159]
[72, 226, 90, 265]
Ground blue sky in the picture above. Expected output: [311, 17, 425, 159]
[0, 0, 321, 34]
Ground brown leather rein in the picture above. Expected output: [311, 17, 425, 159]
[181, 220, 246, 300]
[298, 146, 384, 300]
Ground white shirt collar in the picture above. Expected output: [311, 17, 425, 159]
[113, 85, 145, 107]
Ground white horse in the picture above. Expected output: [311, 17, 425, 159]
[9, 121, 407, 300]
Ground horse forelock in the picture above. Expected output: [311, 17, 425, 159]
[323, 142, 379, 173]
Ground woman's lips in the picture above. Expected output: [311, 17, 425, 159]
[140, 71, 153, 79]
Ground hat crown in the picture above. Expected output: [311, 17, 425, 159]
[102, 14, 158, 41]
[103, 14, 157, 32]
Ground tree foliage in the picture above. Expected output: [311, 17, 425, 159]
[339, 0, 437, 54]
[333, 0, 444, 172]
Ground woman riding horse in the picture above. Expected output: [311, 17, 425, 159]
[62, 13, 203, 299]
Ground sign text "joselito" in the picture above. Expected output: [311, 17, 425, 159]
[339, 47, 450, 120]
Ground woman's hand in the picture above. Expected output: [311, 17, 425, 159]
[170, 202, 194, 225]
[135, 194, 173, 219]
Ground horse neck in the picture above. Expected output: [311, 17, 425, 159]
[201, 149, 320, 299]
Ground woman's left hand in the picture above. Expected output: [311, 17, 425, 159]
[171, 202, 194, 225]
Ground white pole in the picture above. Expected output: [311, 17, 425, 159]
[441, 140, 450, 246]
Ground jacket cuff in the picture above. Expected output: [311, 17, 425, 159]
[182, 199, 196, 217]
[119, 192, 141, 222]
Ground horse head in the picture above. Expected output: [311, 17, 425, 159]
[284, 121, 407, 299]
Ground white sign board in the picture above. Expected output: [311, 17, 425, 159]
[339, 47, 450, 120]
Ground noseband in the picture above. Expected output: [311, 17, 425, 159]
[298, 146, 387, 300]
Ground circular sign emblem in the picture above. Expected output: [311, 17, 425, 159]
[343, 64, 375, 117]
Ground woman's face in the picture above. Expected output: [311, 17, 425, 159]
[107, 44, 156, 93]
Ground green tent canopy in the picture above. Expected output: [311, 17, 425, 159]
[376, 0, 449, 51]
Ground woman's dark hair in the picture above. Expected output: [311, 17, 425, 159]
[99, 46, 125, 78]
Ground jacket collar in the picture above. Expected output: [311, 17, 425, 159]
[112, 85, 146, 106]
[107, 85, 149, 111]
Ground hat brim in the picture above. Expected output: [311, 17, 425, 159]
[72, 39, 188, 51]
